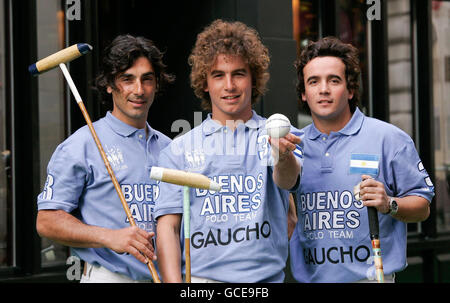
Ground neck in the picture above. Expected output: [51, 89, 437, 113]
[312, 111, 353, 135]
[211, 110, 253, 131]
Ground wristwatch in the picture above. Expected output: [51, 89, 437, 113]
[387, 197, 399, 216]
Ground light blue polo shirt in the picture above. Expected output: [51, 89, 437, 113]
[154, 111, 304, 282]
[37, 111, 171, 281]
[290, 108, 435, 283]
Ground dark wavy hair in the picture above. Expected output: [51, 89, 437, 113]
[95, 34, 175, 107]
[294, 36, 360, 114]
[188, 19, 270, 111]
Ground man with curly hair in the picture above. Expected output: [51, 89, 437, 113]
[155, 19, 303, 283]
[36, 35, 174, 282]
[290, 36, 434, 282]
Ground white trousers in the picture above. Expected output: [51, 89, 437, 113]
[355, 273, 395, 283]
[189, 275, 223, 283]
[80, 262, 152, 283]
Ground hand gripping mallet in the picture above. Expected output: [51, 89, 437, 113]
[150, 167, 221, 283]
[29, 44, 161, 283]
[354, 182, 384, 283]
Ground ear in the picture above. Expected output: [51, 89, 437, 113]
[301, 93, 307, 102]
[107, 86, 113, 94]
[348, 88, 354, 100]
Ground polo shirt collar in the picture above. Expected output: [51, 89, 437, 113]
[104, 111, 158, 139]
[308, 107, 365, 139]
[202, 110, 263, 136]
[338, 107, 364, 136]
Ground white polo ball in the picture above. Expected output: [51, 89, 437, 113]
[266, 113, 291, 138]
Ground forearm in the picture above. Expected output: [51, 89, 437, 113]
[36, 209, 110, 248]
[358, 175, 431, 223]
[156, 214, 183, 282]
[273, 153, 301, 190]
[390, 195, 430, 223]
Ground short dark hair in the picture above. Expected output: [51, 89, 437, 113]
[294, 36, 360, 114]
[95, 34, 174, 107]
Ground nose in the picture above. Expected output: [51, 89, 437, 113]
[134, 80, 144, 96]
[224, 74, 235, 91]
[319, 81, 330, 94]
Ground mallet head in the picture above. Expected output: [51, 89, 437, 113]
[28, 43, 92, 76]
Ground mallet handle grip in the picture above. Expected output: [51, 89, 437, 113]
[29, 43, 92, 76]
[150, 167, 221, 191]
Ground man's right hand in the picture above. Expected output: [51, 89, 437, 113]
[36, 209, 156, 264]
[103, 226, 156, 264]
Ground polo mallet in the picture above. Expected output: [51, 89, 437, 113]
[367, 206, 384, 283]
[29, 44, 161, 283]
[354, 182, 384, 283]
[183, 186, 191, 283]
[150, 166, 221, 283]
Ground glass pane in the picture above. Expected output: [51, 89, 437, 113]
[335, 0, 369, 114]
[36, 0, 69, 266]
[0, 0, 11, 268]
[292, 0, 317, 128]
[432, 1, 450, 233]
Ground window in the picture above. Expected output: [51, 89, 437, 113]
[292, 0, 317, 128]
[335, 0, 370, 115]
[36, 0, 69, 267]
[292, 0, 369, 127]
[431, 0, 450, 233]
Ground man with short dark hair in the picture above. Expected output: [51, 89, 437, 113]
[290, 36, 435, 283]
[36, 34, 174, 282]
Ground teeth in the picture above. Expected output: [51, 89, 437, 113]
[223, 96, 238, 99]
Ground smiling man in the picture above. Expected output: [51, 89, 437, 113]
[154, 20, 303, 283]
[290, 36, 434, 283]
[36, 35, 174, 282]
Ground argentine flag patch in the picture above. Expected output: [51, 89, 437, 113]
[349, 153, 379, 176]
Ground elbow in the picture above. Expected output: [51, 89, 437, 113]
[36, 211, 51, 238]
[420, 203, 430, 222]
[406, 202, 430, 223]
[36, 213, 45, 238]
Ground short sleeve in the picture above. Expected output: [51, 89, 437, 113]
[387, 139, 435, 202]
[37, 143, 87, 212]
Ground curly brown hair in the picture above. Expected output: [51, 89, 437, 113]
[95, 34, 175, 108]
[294, 36, 360, 114]
[188, 19, 270, 111]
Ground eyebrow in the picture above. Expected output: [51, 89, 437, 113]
[210, 68, 248, 75]
[119, 71, 155, 79]
[306, 74, 343, 82]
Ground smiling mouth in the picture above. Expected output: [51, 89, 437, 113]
[318, 99, 333, 104]
[222, 95, 240, 101]
[128, 99, 146, 104]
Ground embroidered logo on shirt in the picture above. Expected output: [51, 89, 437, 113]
[105, 145, 128, 171]
[185, 149, 206, 169]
